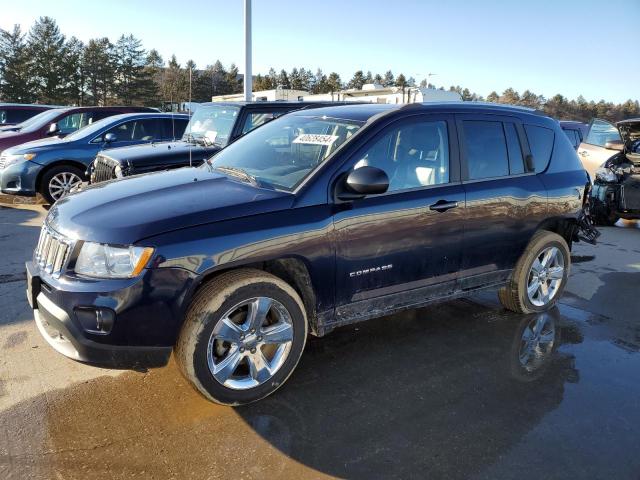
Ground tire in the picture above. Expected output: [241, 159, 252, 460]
[176, 269, 308, 405]
[498, 230, 570, 314]
[39, 164, 85, 204]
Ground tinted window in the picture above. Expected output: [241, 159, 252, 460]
[355, 120, 450, 192]
[7, 109, 39, 123]
[162, 118, 188, 140]
[504, 123, 524, 174]
[524, 125, 554, 172]
[562, 128, 579, 148]
[91, 110, 119, 122]
[242, 112, 283, 134]
[585, 119, 620, 147]
[462, 120, 509, 180]
[96, 119, 160, 143]
[0, 110, 6, 124]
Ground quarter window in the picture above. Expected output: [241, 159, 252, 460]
[353, 120, 450, 192]
[241, 112, 282, 134]
[504, 123, 525, 174]
[524, 125, 554, 172]
[462, 120, 509, 180]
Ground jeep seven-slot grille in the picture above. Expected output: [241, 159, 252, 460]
[34, 225, 74, 278]
[92, 155, 120, 184]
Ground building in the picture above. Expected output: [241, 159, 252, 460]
[211, 88, 309, 103]
[303, 84, 462, 104]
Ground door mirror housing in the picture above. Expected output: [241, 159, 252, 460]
[337, 166, 389, 200]
[605, 140, 624, 151]
[104, 132, 117, 143]
[47, 122, 60, 136]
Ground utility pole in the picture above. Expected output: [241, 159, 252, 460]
[244, 0, 252, 102]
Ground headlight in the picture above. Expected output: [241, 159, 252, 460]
[1, 153, 36, 168]
[595, 167, 616, 183]
[75, 242, 154, 278]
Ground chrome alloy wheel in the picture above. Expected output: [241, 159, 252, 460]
[207, 297, 294, 390]
[526, 246, 565, 307]
[48, 171, 82, 201]
[518, 314, 556, 371]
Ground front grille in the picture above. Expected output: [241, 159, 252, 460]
[91, 155, 120, 184]
[34, 224, 75, 278]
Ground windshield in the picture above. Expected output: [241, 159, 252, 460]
[20, 109, 66, 133]
[183, 105, 240, 147]
[205, 114, 363, 191]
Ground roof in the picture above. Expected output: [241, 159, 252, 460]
[104, 112, 189, 121]
[617, 118, 640, 126]
[0, 103, 60, 109]
[288, 101, 548, 123]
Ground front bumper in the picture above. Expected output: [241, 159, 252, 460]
[0, 160, 40, 196]
[26, 261, 193, 369]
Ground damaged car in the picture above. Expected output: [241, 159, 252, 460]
[26, 103, 598, 405]
[590, 118, 640, 225]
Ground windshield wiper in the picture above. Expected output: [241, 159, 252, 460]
[213, 166, 260, 187]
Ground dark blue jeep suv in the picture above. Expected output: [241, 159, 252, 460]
[26, 103, 595, 405]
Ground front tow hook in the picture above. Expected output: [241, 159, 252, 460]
[429, 200, 459, 212]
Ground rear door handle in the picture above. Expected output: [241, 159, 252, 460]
[429, 200, 459, 212]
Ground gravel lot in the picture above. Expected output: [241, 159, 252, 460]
[0, 203, 639, 479]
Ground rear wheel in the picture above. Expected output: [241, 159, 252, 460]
[499, 230, 570, 314]
[39, 165, 84, 204]
[176, 269, 308, 405]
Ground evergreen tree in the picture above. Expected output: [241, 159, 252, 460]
[140, 49, 163, 105]
[0, 25, 34, 102]
[374, 73, 383, 85]
[395, 73, 407, 88]
[27, 17, 67, 103]
[382, 70, 394, 87]
[277, 69, 290, 89]
[486, 91, 500, 103]
[348, 70, 365, 90]
[113, 34, 147, 105]
[64, 36, 85, 105]
[226, 63, 241, 94]
[83, 37, 116, 105]
[326, 72, 342, 92]
[500, 88, 520, 104]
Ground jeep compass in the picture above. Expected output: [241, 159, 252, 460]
[26, 103, 596, 405]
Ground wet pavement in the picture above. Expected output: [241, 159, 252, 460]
[0, 205, 639, 479]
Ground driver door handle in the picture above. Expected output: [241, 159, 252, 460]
[429, 200, 459, 212]
[578, 150, 589, 156]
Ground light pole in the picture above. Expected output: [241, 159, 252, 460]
[243, 0, 252, 102]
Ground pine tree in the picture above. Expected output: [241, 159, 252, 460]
[500, 88, 520, 104]
[486, 91, 499, 103]
[0, 25, 35, 102]
[27, 17, 68, 103]
[395, 73, 407, 88]
[277, 69, 290, 89]
[382, 70, 394, 87]
[374, 73, 383, 85]
[113, 34, 146, 105]
[83, 37, 116, 105]
[226, 63, 241, 94]
[348, 70, 365, 90]
[326, 72, 342, 92]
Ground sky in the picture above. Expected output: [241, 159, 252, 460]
[2, 0, 639, 103]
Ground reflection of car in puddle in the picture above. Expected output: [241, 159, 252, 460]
[236, 302, 580, 479]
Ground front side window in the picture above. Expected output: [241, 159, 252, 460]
[206, 114, 362, 191]
[95, 119, 160, 143]
[353, 120, 450, 192]
[241, 112, 282, 135]
[524, 125, 554, 172]
[183, 105, 240, 147]
[585, 119, 621, 147]
[57, 113, 90, 134]
[462, 120, 509, 180]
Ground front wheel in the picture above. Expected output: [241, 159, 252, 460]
[176, 269, 308, 405]
[39, 165, 84, 204]
[499, 231, 570, 314]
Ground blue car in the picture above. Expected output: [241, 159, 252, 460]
[0, 112, 189, 203]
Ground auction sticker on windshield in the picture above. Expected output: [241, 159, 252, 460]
[293, 134, 339, 146]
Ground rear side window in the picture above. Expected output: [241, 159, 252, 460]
[462, 120, 509, 180]
[562, 128, 580, 149]
[504, 123, 524, 174]
[524, 125, 554, 172]
[162, 118, 189, 139]
[8, 109, 39, 123]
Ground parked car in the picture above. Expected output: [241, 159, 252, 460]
[559, 120, 588, 150]
[590, 118, 640, 225]
[89, 101, 349, 184]
[26, 102, 597, 405]
[0, 106, 156, 154]
[0, 112, 188, 203]
[577, 118, 626, 179]
[0, 103, 59, 127]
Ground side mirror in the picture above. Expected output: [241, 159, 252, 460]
[337, 166, 389, 200]
[47, 122, 60, 136]
[605, 140, 624, 151]
[104, 132, 117, 143]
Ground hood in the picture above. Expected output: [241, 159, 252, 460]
[46, 167, 293, 244]
[3, 136, 65, 155]
[0, 130, 38, 151]
[102, 140, 219, 165]
[617, 119, 640, 163]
